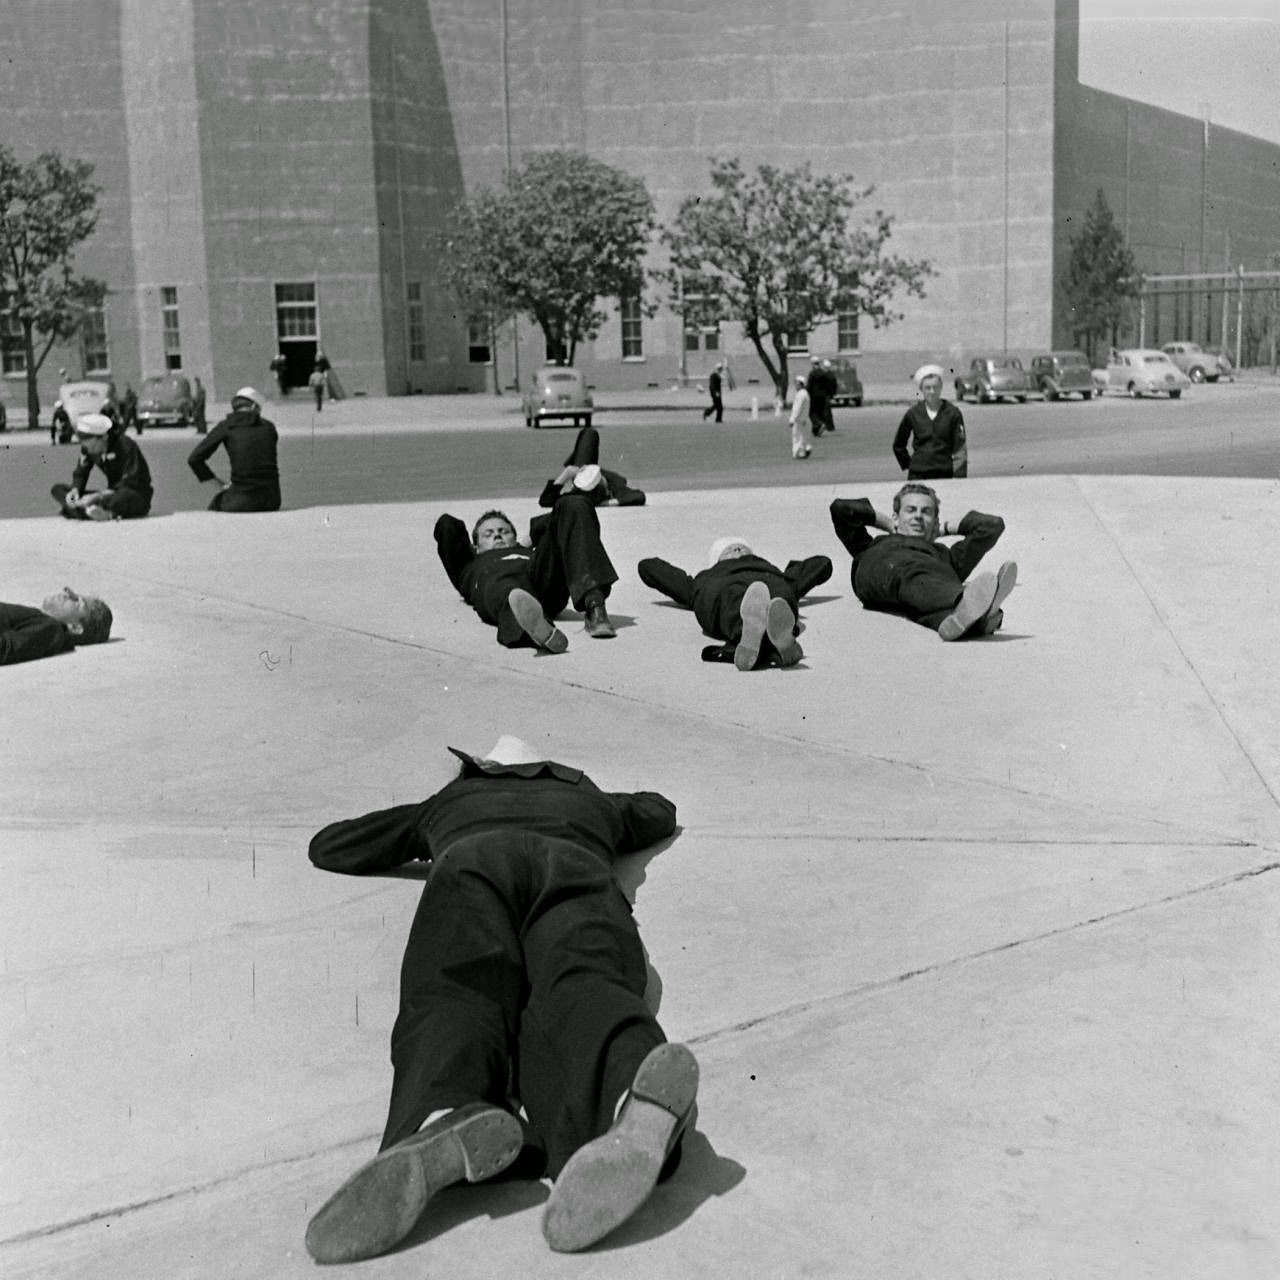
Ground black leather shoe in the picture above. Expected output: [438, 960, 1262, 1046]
[584, 601, 616, 638]
[543, 1043, 699, 1252]
[305, 1103, 523, 1264]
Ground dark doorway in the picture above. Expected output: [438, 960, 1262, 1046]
[280, 341, 317, 389]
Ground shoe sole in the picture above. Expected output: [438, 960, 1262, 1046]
[765, 597, 802, 666]
[984, 562, 1017, 624]
[735, 581, 769, 671]
[509, 588, 568, 654]
[542, 1043, 699, 1253]
[305, 1104, 522, 1264]
[938, 572, 998, 641]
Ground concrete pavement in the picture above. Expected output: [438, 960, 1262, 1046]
[2, 474, 1278, 1278]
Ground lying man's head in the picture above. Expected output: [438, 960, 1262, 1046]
[472, 510, 518, 551]
[708, 536, 753, 567]
[892, 484, 941, 540]
[41, 587, 113, 644]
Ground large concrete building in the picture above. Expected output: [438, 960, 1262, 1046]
[2, 0, 1278, 415]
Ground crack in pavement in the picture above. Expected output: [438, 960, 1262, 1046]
[7, 856, 1277, 1250]
[690, 855, 1280, 1047]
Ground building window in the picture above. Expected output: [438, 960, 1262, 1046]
[467, 316, 491, 364]
[81, 306, 109, 374]
[1, 297, 25, 376]
[620, 296, 643, 359]
[275, 281, 318, 340]
[837, 275, 859, 352]
[683, 321, 719, 352]
[161, 286, 182, 370]
[406, 282, 425, 363]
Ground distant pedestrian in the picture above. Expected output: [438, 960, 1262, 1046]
[188, 386, 281, 512]
[817, 359, 838, 433]
[120, 383, 138, 434]
[0, 400, 7, 433]
[192, 377, 207, 433]
[807, 356, 830, 437]
[308, 366, 326, 411]
[893, 365, 968, 480]
[702, 361, 724, 422]
[51, 401, 71, 445]
[269, 351, 289, 397]
[788, 375, 812, 459]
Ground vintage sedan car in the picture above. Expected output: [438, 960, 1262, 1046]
[137, 373, 195, 428]
[812, 355, 863, 407]
[954, 356, 1031, 403]
[58, 380, 116, 429]
[1160, 341, 1220, 383]
[522, 365, 593, 428]
[1103, 349, 1191, 398]
[1029, 350, 1094, 401]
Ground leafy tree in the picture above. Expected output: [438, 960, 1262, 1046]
[0, 147, 106, 428]
[439, 207, 517, 394]
[1063, 189, 1140, 364]
[661, 157, 933, 402]
[440, 150, 655, 368]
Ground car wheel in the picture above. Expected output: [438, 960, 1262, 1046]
[1046, 385, 1060, 402]
[852, 397, 862, 408]
[1189, 366, 1205, 383]
[1015, 395, 1027, 404]
[1128, 382, 1141, 398]
[1082, 390, 1092, 400]
[1169, 389, 1182, 399]
[583, 414, 592, 428]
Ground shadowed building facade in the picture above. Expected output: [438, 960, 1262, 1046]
[1, 0, 1277, 414]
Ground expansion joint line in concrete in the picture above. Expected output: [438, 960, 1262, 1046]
[0, 1131, 375, 1250]
[1073, 476, 1280, 816]
[85, 562, 1270, 852]
[688, 856, 1280, 1049]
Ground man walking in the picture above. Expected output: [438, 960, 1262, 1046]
[893, 366, 968, 480]
[702, 361, 725, 422]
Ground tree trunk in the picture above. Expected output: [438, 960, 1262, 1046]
[742, 324, 786, 405]
[22, 321, 40, 430]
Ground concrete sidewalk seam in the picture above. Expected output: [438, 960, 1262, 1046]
[0, 1131, 379, 1249]
[688, 857, 1280, 1049]
[1075, 476, 1280, 818]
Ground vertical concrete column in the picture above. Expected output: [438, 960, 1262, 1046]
[120, 0, 215, 395]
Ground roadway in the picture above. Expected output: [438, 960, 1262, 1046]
[1, 382, 1276, 519]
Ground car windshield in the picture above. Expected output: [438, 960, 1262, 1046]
[992, 359, 1023, 370]
[65, 388, 103, 405]
[545, 373, 577, 383]
[1142, 354, 1173, 365]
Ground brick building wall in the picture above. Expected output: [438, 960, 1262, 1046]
[2, 0, 1278, 417]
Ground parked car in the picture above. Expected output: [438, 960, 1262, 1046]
[1029, 350, 1094, 401]
[954, 356, 1031, 403]
[812, 355, 863, 407]
[522, 366, 593, 428]
[136, 373, 195, 428]
[58, 380, 116, 431]
[1103, 349, 1190, 398]
[1160, 342, 1220, 383]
